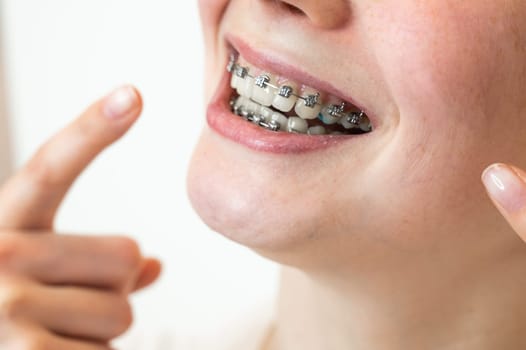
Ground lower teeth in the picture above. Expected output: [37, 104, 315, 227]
[230, 95, 372, 135]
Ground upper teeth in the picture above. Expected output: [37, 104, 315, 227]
[278, 86, 293, 98]
[227, 54, 372, 134]
[255, 75, 271, 88]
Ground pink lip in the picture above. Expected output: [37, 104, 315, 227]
[206, 65, 373, 154]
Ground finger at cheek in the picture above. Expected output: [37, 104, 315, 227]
[501, 210, 526, 243]
[482, 164, 526, 242]
[482, 164, 526, 213]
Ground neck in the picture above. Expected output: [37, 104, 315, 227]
[267, 239, 526, 350]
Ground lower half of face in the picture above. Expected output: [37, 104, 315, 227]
[188, 0, 526, 270]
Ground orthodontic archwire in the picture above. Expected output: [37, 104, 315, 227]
[227, 54, 366, 125]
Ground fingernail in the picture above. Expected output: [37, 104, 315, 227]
[482, 164, 526, 213]
[103, 86, 138, 119]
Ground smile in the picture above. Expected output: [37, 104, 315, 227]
[206, 36, 377, 153]
[227, 53, 373, 136]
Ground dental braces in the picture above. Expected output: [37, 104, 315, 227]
[230, 95, 371, 135]
[230, 98, 282, 132]
[227, 54, 366, 127]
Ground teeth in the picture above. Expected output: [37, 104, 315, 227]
[252, 74, 277, 106]
[231, 95, 372, 135]
[227, 55, 236, 73]
[272, 84, 298, 112]
[232, 96, 248, 116]
[319, 108, 341, 125]
[269, 112, 288, 131]
[359, 115, 372, 132]
[319, 101, 346, 125]
[260, 120, 280, 132]
[294, 89, 322, 120]
[245, 99, 260, 115]
[231, 73, 242, 90]
[308, 126, 326, 135]
[287, 117, 309, 134]
[259, 106, 273, 122]
[339, 117, 356, 129]
[230, 64, 249, 90]
[339, 112, 362, 129]
[228, 59, 373, 136]
[234, 66, 248, 78]
[237, 75, 254, 99]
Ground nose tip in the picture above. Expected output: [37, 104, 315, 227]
[272, 0, 351, 29]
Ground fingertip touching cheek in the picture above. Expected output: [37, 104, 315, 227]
[366, 0, 526, 198]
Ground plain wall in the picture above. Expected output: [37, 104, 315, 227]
[1, 0, 279, 344]
[0, 13, 11, 182]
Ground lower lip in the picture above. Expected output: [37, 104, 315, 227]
[206, 69, 370, 154]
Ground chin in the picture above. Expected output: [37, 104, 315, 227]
[187, 127, 331, 254]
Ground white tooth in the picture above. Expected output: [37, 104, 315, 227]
[360, 115, 372, 132]
[233, 96, 247, 112]
[270, 112, 288, 132]
[246, 99, 259, 114]
[294, 92, 322, 120]
[231, 73, 241, 90]
[287, 117, 308, 134]
[319, 106, 343, 125]
[272, 85, 298, 112]
[339, 114, 360, 129]
[308, 126, 326, 135]
[251, 74, 276, 107]
[259, 107, 273, 122]
[295, 101, 322, 120]
[237, 75, 254, 99]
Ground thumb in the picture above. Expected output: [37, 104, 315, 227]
[482, 163, 526, 242]
[0, 85, 142, 230]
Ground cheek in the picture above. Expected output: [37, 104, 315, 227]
[199, 0, 231, 97]
[198, 0, 230, 38]
[369, 1, 515, 128]
[368, 1, 526, 181]
[352, 1, 526, 242]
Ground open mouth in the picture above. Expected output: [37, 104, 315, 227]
[227, 51, 373, 136]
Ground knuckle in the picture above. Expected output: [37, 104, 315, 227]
[110, 237, 142, 270]
[0, 284, 29, 321]
[111, 298, 134, 336]
[0, 236, 20, 267]
[25, 334, 52, 350]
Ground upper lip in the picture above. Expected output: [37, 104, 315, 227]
[225, 34, 368, 114]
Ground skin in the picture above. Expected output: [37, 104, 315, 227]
[0, 87, 162, 349]
[187, 0, 526, 349]
[1, 0, 526, 349]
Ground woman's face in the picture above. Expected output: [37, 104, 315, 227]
[188, 0, 526, 269]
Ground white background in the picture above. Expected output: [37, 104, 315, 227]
[0, 0, 279, 345]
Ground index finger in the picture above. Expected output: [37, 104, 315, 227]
[0, 86, 142, 230]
